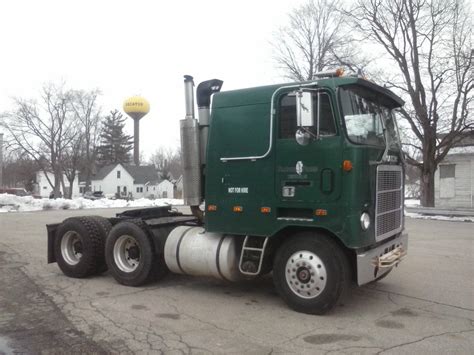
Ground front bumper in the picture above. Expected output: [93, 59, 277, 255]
[356, 232, 408, 285]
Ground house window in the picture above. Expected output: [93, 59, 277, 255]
[439, 164, 455, 198]
[117, 170, 121, 179]
[136, 187, 143, 193]
[117, 186, 120, 194]
[123, 186, 127, 193]
[440, 164, 455, 178]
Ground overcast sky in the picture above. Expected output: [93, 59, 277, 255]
[0, 0, 309, 158]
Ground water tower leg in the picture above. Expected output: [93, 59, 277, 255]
[134, 118, 140, 166]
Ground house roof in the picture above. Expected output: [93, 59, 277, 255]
[92, 163, 159, 184]
[447, 146, 474, 156]
[124, 165, 159, 184]
[92, 164, 117, 180]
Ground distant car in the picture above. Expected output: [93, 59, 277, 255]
[83, 191, 105, 200]
[0, 188, 29, 196]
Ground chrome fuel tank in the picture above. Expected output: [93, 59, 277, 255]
[164, 226, 242, 282]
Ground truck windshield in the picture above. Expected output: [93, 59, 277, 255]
[339, 85, 400, 148]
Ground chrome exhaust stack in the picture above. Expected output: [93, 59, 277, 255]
[180, 75, 202, 207]
[180, 76, 223, 214]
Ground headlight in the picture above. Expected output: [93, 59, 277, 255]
[360, 212, 371, 230]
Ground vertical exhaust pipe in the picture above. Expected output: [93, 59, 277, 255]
[180, 76, 223, 220]
[180, 76, 202, 208]
[184, 75, 195, 119]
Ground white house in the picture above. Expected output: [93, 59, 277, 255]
[435, 147, 474, 208]
[435, 132, 474, 209]
[35, 171, 80, 198]
[91, 164, 174, 199]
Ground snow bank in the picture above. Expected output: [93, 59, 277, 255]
[0, 193, 183, 213]
[404, 199, 473, 222]
[405, 211, 474, 223]
[404, 199, 420, 207]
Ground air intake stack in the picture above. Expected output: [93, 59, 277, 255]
[196, 79, 223, 165]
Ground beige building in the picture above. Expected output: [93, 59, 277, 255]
[435, 139, 474, 209]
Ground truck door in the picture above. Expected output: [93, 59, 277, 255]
[275, 90, 342, 206]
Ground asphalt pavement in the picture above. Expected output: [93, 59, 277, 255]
[0, 208, 473, 354]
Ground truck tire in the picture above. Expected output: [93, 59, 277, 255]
[54, 217, 106, 278]
[105, 220, 167, 287]
[88, 216, 112, 237]
[273, 233, 350, 315]
[87, 216, 112, 273]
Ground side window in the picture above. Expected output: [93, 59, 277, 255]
[318, 93, 336, 135]
[279, 95, 297, 139]
[279, 91, 336, 139]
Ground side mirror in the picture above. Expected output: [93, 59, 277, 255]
[296, 91, 314, 127]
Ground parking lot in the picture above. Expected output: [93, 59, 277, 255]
[0, 208, 473, 354]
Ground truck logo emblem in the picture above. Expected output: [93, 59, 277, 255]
[296, 161, 303, 175]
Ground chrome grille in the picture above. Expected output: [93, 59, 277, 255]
[375, 165, 403, 241]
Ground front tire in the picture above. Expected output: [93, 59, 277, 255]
[273, 233, 350, 315]
[105, 220, 167, 286]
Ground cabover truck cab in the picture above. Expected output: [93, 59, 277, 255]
[47, 71, 407, 314]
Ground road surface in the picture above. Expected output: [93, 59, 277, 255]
[0, 208, 473, 354]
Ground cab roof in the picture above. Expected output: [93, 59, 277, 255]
[212, 76, 404, 109]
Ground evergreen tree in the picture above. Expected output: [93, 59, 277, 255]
[97, 110, 133, 166]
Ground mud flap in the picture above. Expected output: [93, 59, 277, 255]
[46, 223, 60, 263]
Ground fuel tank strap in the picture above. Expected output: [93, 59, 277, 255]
[215, 235, 229, 282]
[175, 226, 194, 274]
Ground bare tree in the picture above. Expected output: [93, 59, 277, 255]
[348, 0, 473, 206]
[61, 126, 84, 198]
[71, 89, 102, 191]
[0, 149, 37, 191]
[273, 0, 369, 81]
[149, 147, 182, 181]
[3, 84, 78, 197]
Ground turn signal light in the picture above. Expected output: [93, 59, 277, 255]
[233, 206, 243, 213]
[315, 209, 328, 216]
[207, 204, 217, 212]
[261, 207, 271, 214]
[342, 160, 353, 172]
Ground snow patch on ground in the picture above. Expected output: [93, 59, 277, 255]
[405, 211, 474, 223]
[404, 199, 420, 207]
[404, 199, 473, 222]
[2, 194, 472, 223]
[0, 194, 183, 213]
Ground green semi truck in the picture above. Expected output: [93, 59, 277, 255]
[47, 71, 407, 314]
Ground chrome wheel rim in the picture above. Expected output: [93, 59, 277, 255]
[61, 231, 83, 265]
[113, 235, 140, 273]
[285, 250, 327, 299]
